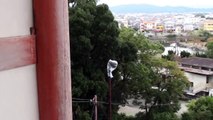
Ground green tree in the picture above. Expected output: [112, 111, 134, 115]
[70, 0, 120, 119]
[111, 28, 139, 106]
[181, 112, 193, 120]
[113, 114, 135, 120]
[135, 59, 188, 120]
[153, 112, 180, 120]
[206, 41, 213, 58]
[117, 28, 188, 120]
[113, 28, 164, 105]
[195, 52, 207, 58]
[182, 97, 213, 120]
[180, 51, 191, 58]
[162, 50, 175, 61]
[166, 34, 177, 41]
[70, 1, 189, 119]
[198, 30, 212, 42]
[188, 29, 212, 42]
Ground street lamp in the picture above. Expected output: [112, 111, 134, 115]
[107, 59, 118, 120]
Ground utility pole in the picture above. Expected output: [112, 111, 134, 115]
[108, 78, 112, 120]
[93, 95, 98, 120]
[107, 59, 118, 120]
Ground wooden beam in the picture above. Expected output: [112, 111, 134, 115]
[33, 0, 72, 120]
[0, 35, 36, 71]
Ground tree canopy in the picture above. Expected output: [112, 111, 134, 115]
[206, 41, 213, 58]
[69, 1, 189, 120]
[180, 51, 191, 58]
[70, 0, 119, 119]
[182, 97, 213, 120]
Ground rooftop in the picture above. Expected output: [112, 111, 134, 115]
[180, 66, 213, 75]
[180, 57, 213, 69]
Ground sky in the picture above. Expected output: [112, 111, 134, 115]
[98, 0, 213, 8]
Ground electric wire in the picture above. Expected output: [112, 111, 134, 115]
[72, 98, 91, 101]
[72, 98, 177, 107]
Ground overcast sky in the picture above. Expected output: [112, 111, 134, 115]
[98, 0, 213, 8]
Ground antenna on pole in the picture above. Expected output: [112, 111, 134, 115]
[107, 59, 118, 78]
[107, 59, 118, 120]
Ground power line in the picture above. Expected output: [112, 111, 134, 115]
[72, 97, 178, 120]
[72, 98, 177, 107]
[72, 100, 91, 103]
[72, 98, 91, 101]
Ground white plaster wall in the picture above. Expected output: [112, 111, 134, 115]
[184, 72, 207, 93]
[0, 65, 39, 120]
[209, 76, 213, 84]
[0, 0, 33, 38]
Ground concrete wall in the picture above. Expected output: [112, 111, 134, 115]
[0, 0, 39, 120]
[208, 75, 213, 84]
[184, 72, 207, 93]
[0, 0, 33, 38]
[207, 75, 213, 89]
[0, 65, 39, 120]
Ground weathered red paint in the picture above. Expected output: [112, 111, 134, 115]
[0, 35, 36, 71]
[33, 0, 72, 120]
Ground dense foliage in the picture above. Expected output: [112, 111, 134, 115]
[198, 41, 213, 58]
[69, 0, 119, 119]
[180, 51, 191, 58]
[162, 50, 175, 61]
[69, 0, 188, 120]
[206, 42, 213, 58]
[198, 30, 213, 42]
[189, 29, 212, 42]
[182, 97, 213, 120]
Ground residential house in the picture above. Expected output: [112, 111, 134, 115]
[164, 21, 175, 32]
[179, 57, 213, 95]
[183, 24, 194, 31]
[139, 22, 145, 32]
[184, 16, 200, 25]
[175, 15, 185, 25]
[143, 21, 155, 31]
[175, 25, 183, 34]
[203, 20, 213, 32]
[155, 24, 164, 32]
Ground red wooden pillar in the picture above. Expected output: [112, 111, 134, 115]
[33, 0, 72, 120]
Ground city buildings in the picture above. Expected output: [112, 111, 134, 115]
[114, 13, 213, 34]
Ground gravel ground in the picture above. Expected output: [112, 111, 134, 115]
[118, 100, 188, 117]
[118, 105, 144, 116]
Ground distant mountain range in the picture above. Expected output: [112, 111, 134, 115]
[110, 4, 213, 13]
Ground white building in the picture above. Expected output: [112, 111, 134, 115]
[184, 17, 200, 24]
[144, 22, 155, 30]
[179, 57, 213, 95]
[175, 15, 185, 25]
[175, 25, 183, 34]
[183, 24, 194, 31]
[164, 21, 175, 32]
